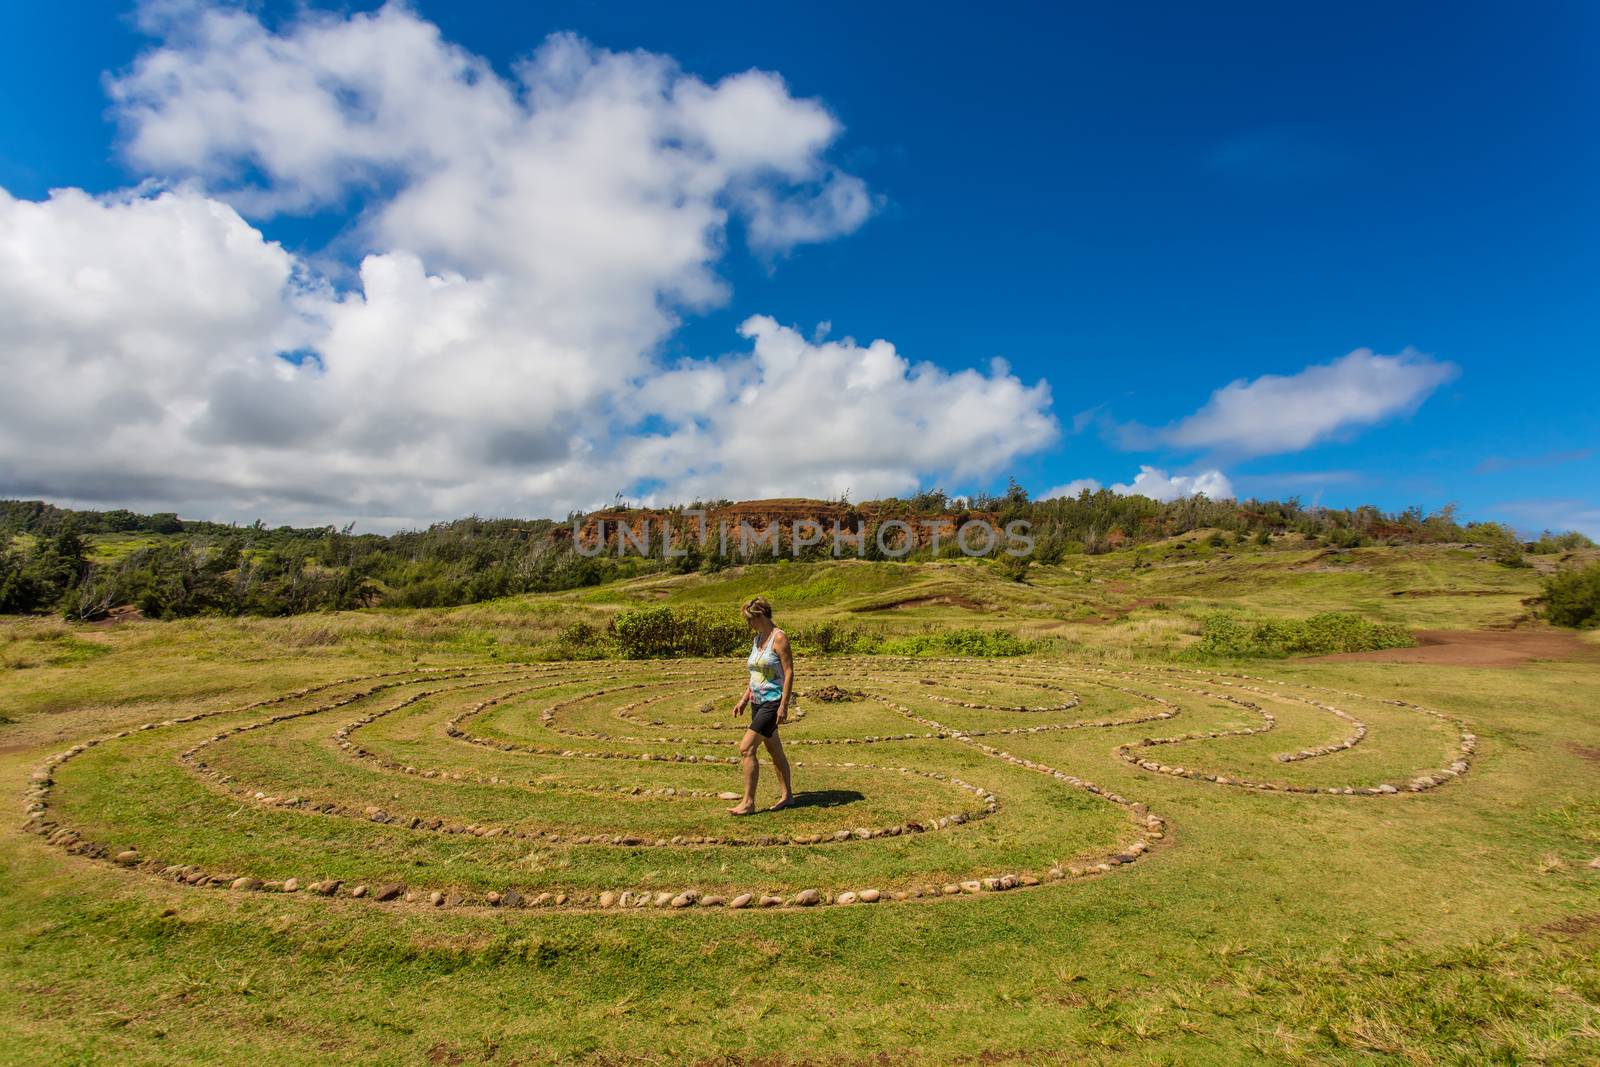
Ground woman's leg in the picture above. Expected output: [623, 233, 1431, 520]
[728, 729, 762, 814]
[763, 732, 794, 806]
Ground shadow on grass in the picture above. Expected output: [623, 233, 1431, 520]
[771, 788, 864, 811]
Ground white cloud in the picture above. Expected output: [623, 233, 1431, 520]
[1150, 348, 1457, 457]
[1038, 467, 1233, 503]
[0, 3, 1057, 528]
[615, 317, 1057, 503]
[1111, 467, 1234, 501]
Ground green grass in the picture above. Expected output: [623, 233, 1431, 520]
[2, 541, 1597, 1064]
[83, 532, 173, 563]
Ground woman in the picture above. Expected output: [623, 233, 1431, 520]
[728, 596, 795, 815]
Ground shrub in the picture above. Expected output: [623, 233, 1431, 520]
[1189, 612, 1414, 659]
[611, 606, 747, 658]
[878, 627, 1038, 657]
[554, 621, 612, 658]
[790, 621, 881, 655]
[1530, 530, 1598, 554]
[995, 555, 1031, 583]
[1467, 522, 1527, 568]
[1541, 563, 1600, 628]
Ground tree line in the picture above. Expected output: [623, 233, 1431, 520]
[0, 490, 1590, 620]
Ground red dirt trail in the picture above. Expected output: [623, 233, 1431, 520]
[1310, 628, 1600, 668]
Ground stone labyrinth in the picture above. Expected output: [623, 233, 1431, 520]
[23, 658, 1475, 912]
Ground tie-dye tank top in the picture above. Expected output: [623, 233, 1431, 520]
[747, 632, 784, 703]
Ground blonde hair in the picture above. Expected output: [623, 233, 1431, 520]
[741, 596, 773, 620]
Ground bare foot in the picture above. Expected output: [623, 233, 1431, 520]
[727, 803, 755, 816]
[770, 795, 794, 811]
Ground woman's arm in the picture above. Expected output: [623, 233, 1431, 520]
[774, 630, 794, 723]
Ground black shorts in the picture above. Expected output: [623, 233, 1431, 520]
[749, 698, 781, 738]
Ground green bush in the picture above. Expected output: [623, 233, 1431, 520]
[790, 621, 881, 655]
[1466, 521, 1528, 568]
[552, 621, 612, 659]
[995, 555, 1031, 583]
[611, 606, 747, 658]
[1530, 530, 1598, 554]
[879, 627, 1038, 657]
[1541, 563, 1600, 628]
[1189, 612, 1414, 659]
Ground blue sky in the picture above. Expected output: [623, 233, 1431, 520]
[1, 1, 1595, 534]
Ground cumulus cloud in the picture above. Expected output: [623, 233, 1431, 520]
[1038, 467, 1233, 503]
[1138, 348, 1457, 458]
[1111, 466, 1234, 501]
[614, 317, 1057, 503]
[0, 2, 1056, 528]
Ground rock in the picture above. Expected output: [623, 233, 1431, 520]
[374, 884, 403, 902]
[599, 891, 618, 908]
[282, 878, 300, 893]
[670, 892, 697, 908]
[836, 891, 858, 905]
[115, 850, 140, 866]
[942, 884, 961, 896]
[859, 889, 881, 903]
[501, 888, 523, 908]
[760, 894, 784, 908]
[231, 876, 262, 891]
[428, 891, 445, 907]
[792, 889, 821, 906]
[728, 893, 753, 909]
[486, 891, 501, 906]
[1018, 874, 1040, 887]
[718, 792, 742, 801]
[701, 895, 726, 907]
[349, 885, 368, 899]
[312, 880, 342, 896]
[960, 880, 983, 894]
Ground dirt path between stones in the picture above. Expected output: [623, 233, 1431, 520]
[1310, 628, 1600, 667]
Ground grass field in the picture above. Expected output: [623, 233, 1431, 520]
[2, 541, 1597, 1064]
